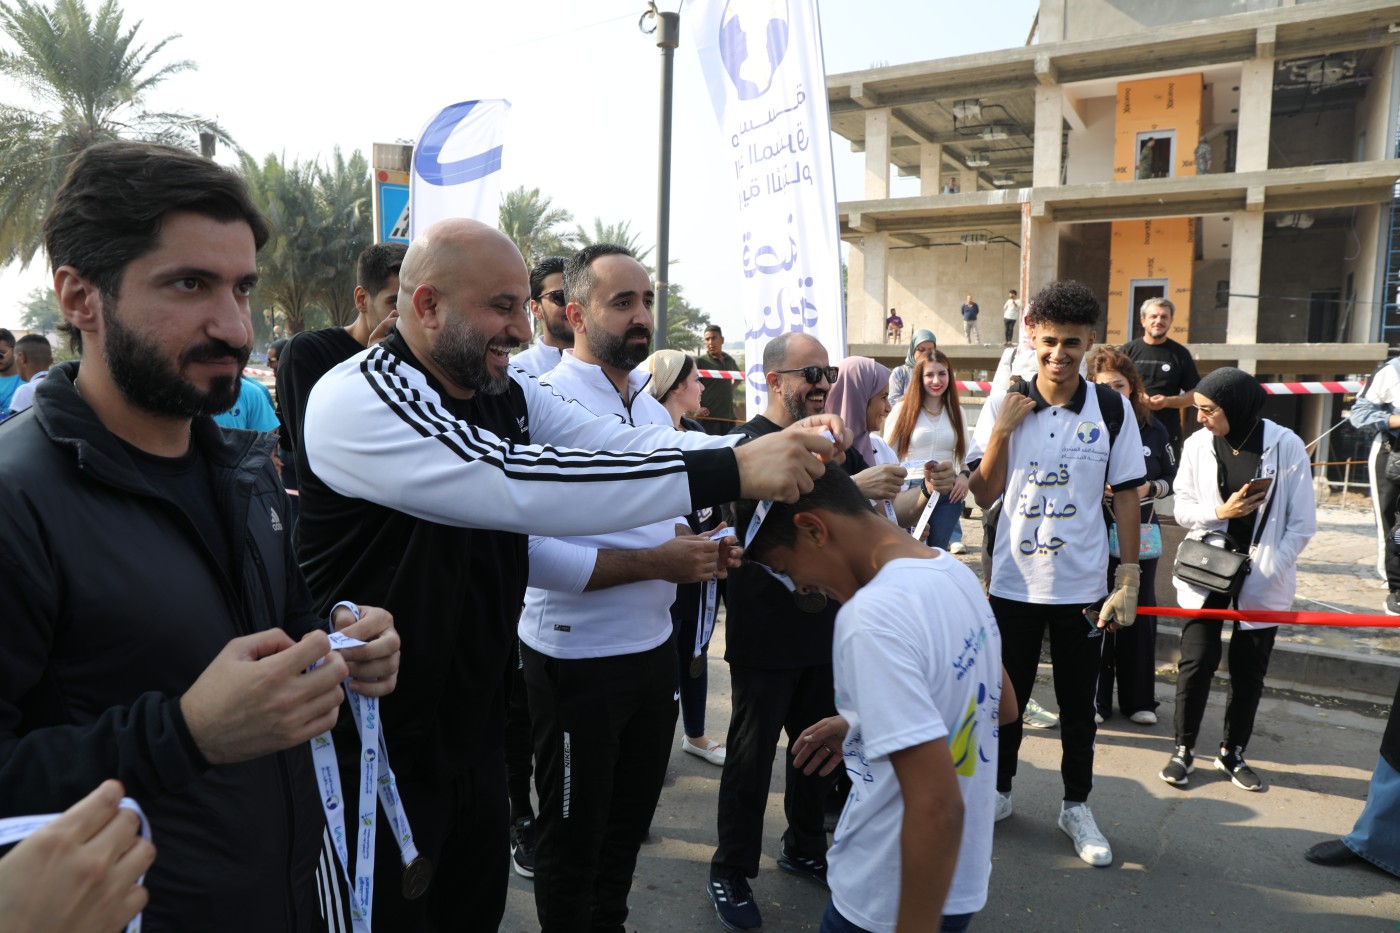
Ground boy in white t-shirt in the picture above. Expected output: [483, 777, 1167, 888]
[736, 465, 1013, 933]
[966, 280, 1146, 869]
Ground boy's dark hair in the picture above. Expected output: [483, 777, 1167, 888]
[0, 328, 13, 348]
[529, 256, 567, 301]
[704, 324, 723, 336]
[357, 242, 407, 296]
[43, 141, 270, 353]
[734, 463, 874, 562]
[564, 243, 635, 306]
[1025, 280, 1100, 329]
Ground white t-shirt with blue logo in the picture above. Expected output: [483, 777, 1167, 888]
[827, 554, 1002, 930]
[968, 378, 1146, 605]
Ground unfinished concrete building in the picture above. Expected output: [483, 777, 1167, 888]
[833, 0, 1400, 452]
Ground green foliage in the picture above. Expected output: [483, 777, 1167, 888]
[0, 0, 234, 266]
[18, 284, 60, 333]
[574, 218, 653, 265]
[241, 149, 372, 336]
[499, 186, 575, 265]
[663, 281, 711, 352]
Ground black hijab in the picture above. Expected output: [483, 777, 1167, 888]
[1196, 367, 1268, 543]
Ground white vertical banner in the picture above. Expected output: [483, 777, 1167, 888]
[686, 0, 846, 414]
[409, 99, 511, 237]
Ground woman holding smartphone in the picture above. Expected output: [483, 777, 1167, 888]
[1161, 367, 1316, 792]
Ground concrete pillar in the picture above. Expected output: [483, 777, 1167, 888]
[1236, 58, 1274, 173]
[959, 167, 978, 194]
[1028, 217, 1060, 294]
[864, 108, 891, 200]
[846, 241, 866, 338]
[1227, 210, 1264, 363]
[1033, 85, 1064, 188]
[919, 143, 944, 197]
[861, 233, 889, 341]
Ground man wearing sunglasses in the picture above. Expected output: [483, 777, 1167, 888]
[513, 256, 572, 379]
[706, 332, 912, 933]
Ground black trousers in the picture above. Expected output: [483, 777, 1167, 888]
[1370, 438, 1400, 590]
[504, 639, 535, 822]
[711, 663, 837, 877]
[1097, 556, 1160, 717]
[1173, 600, 1278, 752]
[992, 597, 1103, 803]
[343, 748, 509, 932]
[523, 638, 678, 933]
[1004, 318, 1016, 343]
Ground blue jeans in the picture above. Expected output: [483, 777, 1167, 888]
[1343, 754, 1400, 877]
[820, 900, 974, 933]
[927, 495, 963, 550]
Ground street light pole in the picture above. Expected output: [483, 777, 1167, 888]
[652, 8, 680, 351]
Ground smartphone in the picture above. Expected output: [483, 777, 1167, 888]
[1243, 477, 1273, 497]
[1082, 598, 1106, 638]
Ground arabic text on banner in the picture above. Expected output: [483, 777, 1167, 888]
[686, 0, 846, 413]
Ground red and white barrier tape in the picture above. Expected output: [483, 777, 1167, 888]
[1143, 606, 1400, 628]
[246, 366, 274, 378]
[1260, 381, 1363, 395]
[695, 369, 746, 380]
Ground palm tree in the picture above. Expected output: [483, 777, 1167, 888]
[312, 147, 372, 327]
[0, 0, 234, 266]
[242, 152, 325, 336]
[573, 218, 653, 266]
[498, 186, 575, 265]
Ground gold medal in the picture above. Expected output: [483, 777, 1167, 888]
[402, 855, 433, 900]
[689, 655, 705, 678]
[794, 591, 828, 613]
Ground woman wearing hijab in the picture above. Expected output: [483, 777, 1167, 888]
[646, 350, 728, 765]
[1161, 367, 1316, 792]
[828, 356, 900, 513]
[887, 329, 937, 408]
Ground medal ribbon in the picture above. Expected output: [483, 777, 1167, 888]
[311, 604, 424, 932]
[0, 799, 151, 933]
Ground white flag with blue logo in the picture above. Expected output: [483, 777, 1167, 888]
[686, 0, 845, 415]
[409, 99, 511, 237]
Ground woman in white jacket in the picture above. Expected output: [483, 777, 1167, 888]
[1160, 367, 1316, 792]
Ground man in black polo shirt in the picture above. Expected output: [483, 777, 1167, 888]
[705, 332, 921, 933]
[699, 324, 742, 435]
[1125, 297, 1199, 454]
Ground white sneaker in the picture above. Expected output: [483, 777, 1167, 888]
[1058, 804, 1113, 866]
[1094, 712, 1104, 725]
[1130, 710, 1158, 725]
[949, 541, 968, 555]
[994, 792, 1013, 823]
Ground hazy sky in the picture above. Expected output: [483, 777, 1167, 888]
[0, 0, 1039, 337]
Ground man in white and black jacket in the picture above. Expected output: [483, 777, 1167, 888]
[0, 141, 402, 932]
[520, 244, 732, 930]
[297, 218, 848, 931]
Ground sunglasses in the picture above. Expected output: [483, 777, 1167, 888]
[534, 289, 565, 307]
[775, 365, 839, 385]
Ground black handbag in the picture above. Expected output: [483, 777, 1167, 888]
[1173, 532, 1251, 597]
[1173, 484, 1276, 597]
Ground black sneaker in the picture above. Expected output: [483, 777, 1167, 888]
[1387, 592, 1400, 616]
[706, 870, 762, 932]
[777, 846, 828, 887]
[510, 816, 536, 879]
[1159, 745, 1194, 786]
[1216, 747, 1264, 791]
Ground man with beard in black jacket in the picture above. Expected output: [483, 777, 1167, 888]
[0, 141, 402, 932]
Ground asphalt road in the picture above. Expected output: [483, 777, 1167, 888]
[502, 622, 1399, 932]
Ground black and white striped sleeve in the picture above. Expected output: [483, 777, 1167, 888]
[303, 347, 740, 537]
